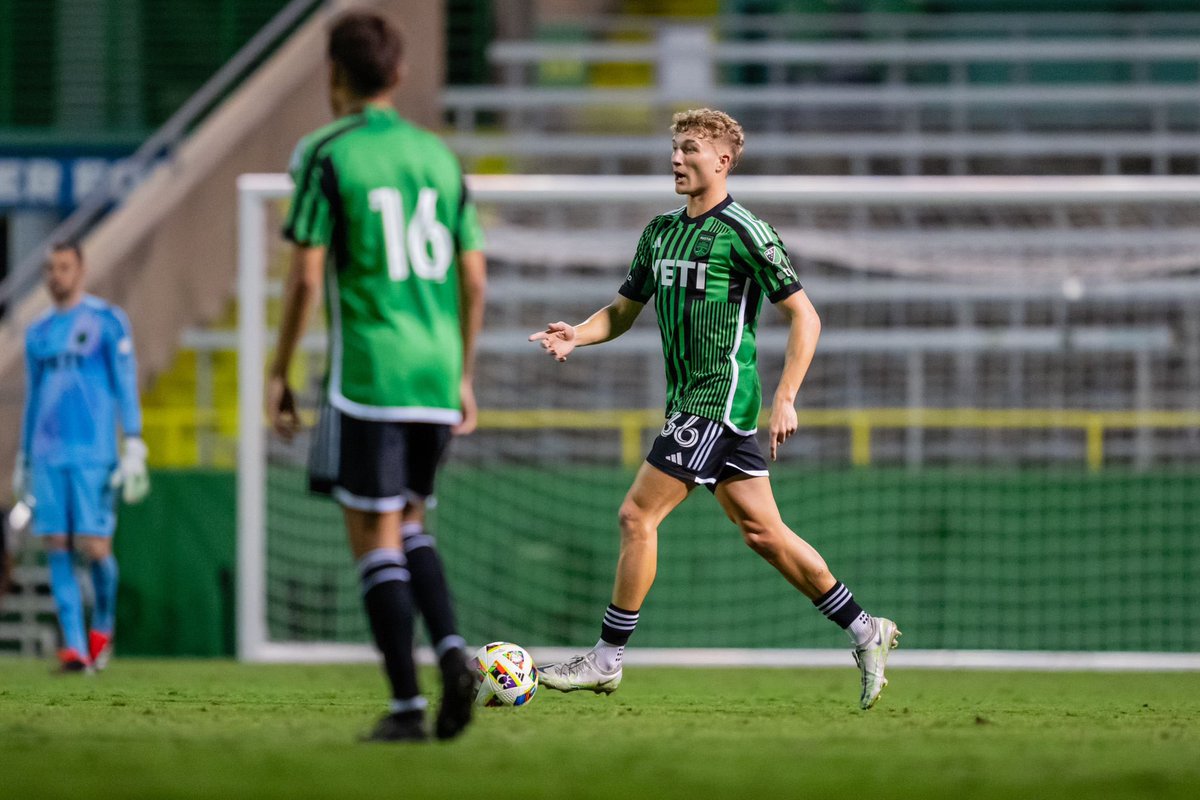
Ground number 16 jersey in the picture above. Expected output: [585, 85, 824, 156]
[284, 105, 485, 423]
[618, 195, 802, 434]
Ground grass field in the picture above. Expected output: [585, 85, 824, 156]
[2, 657, 1198, 800]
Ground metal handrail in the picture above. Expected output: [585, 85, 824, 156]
[0, 0, 325, 313]
[490, 37, 1200, 66]
[542, 12, 1200, 37]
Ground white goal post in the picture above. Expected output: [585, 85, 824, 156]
[237, 173, 1200, 670]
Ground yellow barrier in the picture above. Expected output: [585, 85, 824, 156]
[140, 407, 1200, 470]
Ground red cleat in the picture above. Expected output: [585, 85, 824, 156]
[88, 630, 113, 671]
[58, 647, 91, 673]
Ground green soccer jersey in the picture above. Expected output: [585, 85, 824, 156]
[283, 106, 485, 423]
[618, 195, 801, 434]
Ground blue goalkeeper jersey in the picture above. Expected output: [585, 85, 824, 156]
[22, 295, 142, 468]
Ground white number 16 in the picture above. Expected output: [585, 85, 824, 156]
[368, 186, 453, 283]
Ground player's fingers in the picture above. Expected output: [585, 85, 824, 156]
[528, 330, 548, 342]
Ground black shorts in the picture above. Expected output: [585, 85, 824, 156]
[308, 405, 452, 511]
[645, 412, 769, 493]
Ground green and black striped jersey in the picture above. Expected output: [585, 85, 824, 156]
[618, 195, 801, 434]
[283, 106, 485, 423]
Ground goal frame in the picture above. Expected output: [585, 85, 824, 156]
[237, 172, 1200, 669]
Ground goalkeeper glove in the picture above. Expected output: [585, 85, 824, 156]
[12, 452, 30, 505]
[110, 436, 150, 504]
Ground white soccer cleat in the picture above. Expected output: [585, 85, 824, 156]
[538, 651, 622, 694]
[853, 617, 901, 710]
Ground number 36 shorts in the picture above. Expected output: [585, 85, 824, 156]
[645, 411, 769, 492]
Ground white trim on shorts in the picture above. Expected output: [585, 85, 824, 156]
[332, 487, 408, 512]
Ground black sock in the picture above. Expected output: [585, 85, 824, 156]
[812, 581, 865, 629]
[358, 548, 420, 703]
[402, 522, 465, 658]
[600, 603, 639, 647]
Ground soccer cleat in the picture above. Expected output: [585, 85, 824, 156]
[538, 651, 622, 694]
[88, 630, 113, 671]
[435, 649, 474, 740]
[57, 648, 91, 674]
[361, 711, 427, 743]
[853, 617, 901, 710]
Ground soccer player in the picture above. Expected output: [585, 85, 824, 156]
[529, 109, 901, 710]
[267, 10, 487, 742]
[13, 241, 150, 672]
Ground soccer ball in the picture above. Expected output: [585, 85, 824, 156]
[473, 642, 538, 707]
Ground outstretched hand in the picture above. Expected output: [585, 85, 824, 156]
[529, 321, 578, 362]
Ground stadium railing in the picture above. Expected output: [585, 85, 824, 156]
[445, 23, 1200, 176]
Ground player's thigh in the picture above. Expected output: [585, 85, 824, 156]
[622, 461, 692, 530]
[69, 466, 117, 537]
[713, 475, 785, 531]
[30, 464, 69, 536]
[400, 423, 453, 504]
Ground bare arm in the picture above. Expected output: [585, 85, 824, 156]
[267, 245, 324, 440]
[768, 289, 821, 460]
[454, 249, 487, 435]
[528, 294, 645, 362]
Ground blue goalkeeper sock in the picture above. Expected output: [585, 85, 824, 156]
[90, 555, 119, 634]
[48, 550, 88, 655]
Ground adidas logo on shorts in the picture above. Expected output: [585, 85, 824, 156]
[665, 452, 683, 465]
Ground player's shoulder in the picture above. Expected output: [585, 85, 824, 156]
[81, 295, 132, 329]
[289, 115, 372, 173]
[717, 199, 779, 245]
[389, 118, 462, 171]
[643, 205, 686, 230]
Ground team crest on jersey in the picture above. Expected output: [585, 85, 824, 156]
[692, 232, 715, 259]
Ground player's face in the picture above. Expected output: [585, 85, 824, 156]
[671, 132, 730, 196]
[45, 249, 85, 304]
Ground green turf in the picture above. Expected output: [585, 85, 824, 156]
[2, 658, 1197, 800]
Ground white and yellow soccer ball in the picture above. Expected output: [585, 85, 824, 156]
[473, 642, 538, 707]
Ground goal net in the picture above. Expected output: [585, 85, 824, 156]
[238, 174, 1200, 669]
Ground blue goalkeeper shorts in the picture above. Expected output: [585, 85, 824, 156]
[31, 464, 118, 537]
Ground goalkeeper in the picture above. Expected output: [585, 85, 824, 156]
[14, 241, 149, 672]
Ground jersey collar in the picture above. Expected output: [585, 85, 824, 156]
[679, 194, 733, 225]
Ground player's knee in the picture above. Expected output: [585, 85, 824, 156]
[617, 501, 653, 542]
[739, 520, 780, 560]
[42, 535, 69, 553]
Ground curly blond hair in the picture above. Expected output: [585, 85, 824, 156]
[670, 108, 745, 171]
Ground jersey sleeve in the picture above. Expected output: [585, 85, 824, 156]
[21, 329, 42, 459]
[282, 137, 333, 247]
[457, 181, 486, 252]
[729, 223, 802, 303]
[617, 219, 659, 303]
[105, 307, 143, 438]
